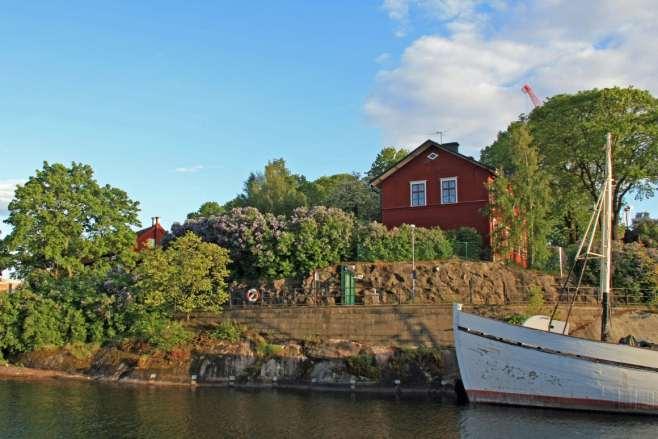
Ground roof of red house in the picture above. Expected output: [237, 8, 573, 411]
[136, 222, 166, 237]
[370, 139, 495, 187]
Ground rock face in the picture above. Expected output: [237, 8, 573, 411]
[18, 339, 459, 396]
[229, 260, 559, 306]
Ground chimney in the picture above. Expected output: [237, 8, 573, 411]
[442, 142, 459, 154]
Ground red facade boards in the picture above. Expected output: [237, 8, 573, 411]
[371, 140, 494, 248]
[135, 218, 167, 251]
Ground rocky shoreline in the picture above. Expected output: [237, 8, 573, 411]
[1, 337, 462, 400]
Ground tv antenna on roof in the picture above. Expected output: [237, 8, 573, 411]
[430, 129, 448, 144]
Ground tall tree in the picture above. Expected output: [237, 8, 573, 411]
[186, 201, 224, 219]
[323, 175, 380, 222]
[303, 173, 356, 206]
[529, 87, 658, 240]
[487, 124, 553, 268]
[231, 159, 307, 216]
[301, 173, 379, 221]
[367, 147, 409, 180]
[628, 212, 658, 248]
[2, 162, 140, 279]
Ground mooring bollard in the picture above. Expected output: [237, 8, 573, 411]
[190, 374, 198, 385]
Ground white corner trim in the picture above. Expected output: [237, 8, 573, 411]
[440, 176, 458, 204]
[409, 180, 427, 207]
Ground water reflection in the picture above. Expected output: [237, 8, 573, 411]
[0, 380, 656, 438]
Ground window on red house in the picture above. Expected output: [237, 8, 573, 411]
[410, 181, 426, 207]
[441, 177, 457, 204]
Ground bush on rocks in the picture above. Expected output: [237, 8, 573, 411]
[357, 223, 453, 262]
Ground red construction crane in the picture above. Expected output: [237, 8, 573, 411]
[521, 83, 542, 108]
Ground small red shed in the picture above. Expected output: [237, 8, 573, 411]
[371, 140, 495, 248]
[135, 217, 167, 251]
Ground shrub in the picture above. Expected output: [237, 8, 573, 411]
[386, 347, 443, 385]
[447, 227, 483, 260]
[211, 320, 243, 343]
[526, 286, 545, 315]
[27, 272, 130, 343]
[134, 232, 231, 319]
[129, 313, 192, 351]
[506, 314, 528, 325]
[255, 340, 282, 357]
[290, 206, 356, 276]
[169, 208, 294, 279]
[0, 292, 24, 355]
[357, 223, 453, 262]
[0, 289, 93, 356]
[345, 353, 380, 380]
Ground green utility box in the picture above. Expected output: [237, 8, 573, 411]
[340, 265, 356, 305]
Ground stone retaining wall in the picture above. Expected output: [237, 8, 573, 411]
[192, 304, 654, 347]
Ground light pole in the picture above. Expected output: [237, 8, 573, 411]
[410, 224, 416, 300]
[624, 205, 632, 229]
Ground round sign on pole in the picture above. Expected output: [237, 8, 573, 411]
[246, 288, 260, 303]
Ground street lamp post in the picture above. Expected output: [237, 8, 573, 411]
[410, 224, 416, 300]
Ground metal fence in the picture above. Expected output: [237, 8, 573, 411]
[227, 283, 657, 309]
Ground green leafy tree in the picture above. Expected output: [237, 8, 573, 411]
[486, 124, 553, 268]
[187, 201, 225, 219]
[2, 162, 140, 280]
[303, 173, 356, 206]
[367, 147, 409, 180]
[237, 159, 308, 216]
[0, 289, 88, 357]
[628, 212, 658, 248]
[528, 87, 658, 240]
[323, 175, 380, 222]
[134, 232, 231, 319]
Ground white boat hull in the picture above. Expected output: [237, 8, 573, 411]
[453, 304, 658, 414]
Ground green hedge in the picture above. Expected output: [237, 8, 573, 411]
[357, 223, 453, 262]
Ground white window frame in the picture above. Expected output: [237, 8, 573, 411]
[409, 180, 427, 207]
[440, 177, 458, 204]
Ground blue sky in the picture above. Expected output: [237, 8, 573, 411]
[1, 1, 657, 234]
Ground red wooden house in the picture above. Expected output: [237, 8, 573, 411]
[135, 217, 167, 251]
[370, 140, 495, 248]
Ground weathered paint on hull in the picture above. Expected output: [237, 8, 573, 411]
[453, 304, 658, 415]
[468, 389, 658, 415]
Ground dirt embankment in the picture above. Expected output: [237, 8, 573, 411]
[231, 260, 560, 305]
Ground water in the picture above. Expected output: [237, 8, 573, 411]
[0, 380, 657, 438]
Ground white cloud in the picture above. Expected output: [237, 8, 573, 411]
[369, 0, 658, 155]
[374, 52, 391, 64]
[174, 165, 204, 173]
[0, 179, 22, 216]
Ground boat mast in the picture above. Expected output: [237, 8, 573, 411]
[600, 133, 613, 342]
